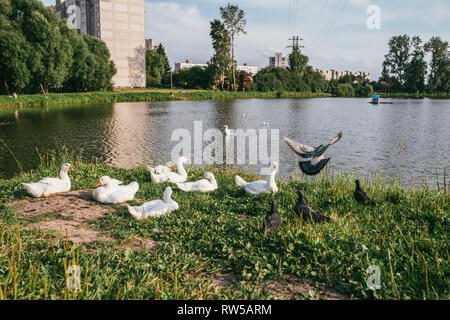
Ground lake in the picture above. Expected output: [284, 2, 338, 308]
[0, 98, 449, 187]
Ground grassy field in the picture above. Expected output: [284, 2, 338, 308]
[0, 89, 332, 109]
[0, 153, 448, 300]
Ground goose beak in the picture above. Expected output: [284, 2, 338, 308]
[69, 165, 74, 171]
[95, 181, 101, 186]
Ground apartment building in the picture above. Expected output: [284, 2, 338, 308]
[269, 52, 288, 68]
[53, 0, 146, 88]
[316, 69, 371, 81]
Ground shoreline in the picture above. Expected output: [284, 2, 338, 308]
[0, 161, 448, 299]
[2, 89, 448, 109]
[0, 90, 332, 109]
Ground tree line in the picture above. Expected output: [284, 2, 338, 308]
[0, 0, 116, 94]
[378, 35, 449, 93]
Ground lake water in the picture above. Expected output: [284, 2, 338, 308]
[0, 98, 449, 187]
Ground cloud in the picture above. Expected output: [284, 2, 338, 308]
[145, 2, 212, 66]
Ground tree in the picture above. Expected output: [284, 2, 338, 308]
[172, 65, 217, 89]
[156, 44, 171, 86]
[424, 36, 450, 93]
[83, 35, 116, 90]
[404, 36, 427, 93]
[210, 19, 231, 90]
[145, 44, 170, 87]
[381, 34, 411, 91]
[288, 45, 308, 74]
[336, 83, 355, 97]
[220, 3, 246, 91]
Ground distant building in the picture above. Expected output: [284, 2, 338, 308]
[52, 0, 146, 88]
[315, 69, 371, 81]
[174, 60, 209, 72]
[237, 63, 259, 75]
[269, 52, 288, 68]
[175, 60, 258, 75]
[145, 39, 167, 54]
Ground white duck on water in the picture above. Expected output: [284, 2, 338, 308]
[235, 162, 278, 195]
[93, 176, 139, 204]
[22, 163, 74, 197]
[149, 156, 189, 184]
[176, 172, 218, 192]
[127, 187, 178, 220]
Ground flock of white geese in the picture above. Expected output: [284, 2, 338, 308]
[21, 129, 342, 222]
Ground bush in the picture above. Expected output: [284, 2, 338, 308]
[336, 83, 355, 97]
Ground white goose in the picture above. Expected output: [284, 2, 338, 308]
[22, 163, 74, 197]
[93, 176, 139, 204]
[148, 161, 175, 175]
[235, 162, 279, 195]
[176, 172, 218, 192]
[127, 187, 179, 220]
[149, 156, 189, 184]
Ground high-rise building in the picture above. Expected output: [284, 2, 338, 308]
[269, 52, 288, 68]
[53, 0, 146, 88]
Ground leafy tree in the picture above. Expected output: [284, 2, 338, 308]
[12, 0, 73, 92]
[381, 34, 411, 91]
[173, 65, 217, 89]
[360, 83, 373, 97]
[288, 45, 308, 74]
[253, 67, 310, 92]
[404, 36, 427, 93]
[336, 83, 355, 97]
[0, 28, 31, 93]
[83, 35, 116, 90]
[210, 19, 231, 90]
[424, 36, 450, 93]
[220, 3, 246, 91]
[146, 44, 170, 87]
[156, 44, 171, 86]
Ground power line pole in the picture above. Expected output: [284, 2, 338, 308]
[287, 35, 304, 51]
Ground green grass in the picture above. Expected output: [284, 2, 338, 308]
[0, 154, 448, 300]
[0, 90, 332, 109]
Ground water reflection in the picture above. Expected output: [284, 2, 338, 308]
[0, 98, 448, 187]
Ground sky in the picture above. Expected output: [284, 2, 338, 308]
[41, 0, 450, 80]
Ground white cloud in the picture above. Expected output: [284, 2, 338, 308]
[145, 2, 212, 66]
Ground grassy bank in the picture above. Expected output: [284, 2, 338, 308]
[0, 155, 448, 300]
[0, 90, 332, 109]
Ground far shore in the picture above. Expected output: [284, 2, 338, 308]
[1, 89, 448, 109]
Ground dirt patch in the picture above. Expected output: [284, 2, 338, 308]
[8, 190, 114, 244]
[211, 273, 241, 287]
[263, 277, 347, 300]
[123, 238, 159, 251]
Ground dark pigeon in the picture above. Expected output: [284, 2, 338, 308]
[283, 132, 342, 159]
[354, 180, 376, 205]
[296, 189, 331, 222]
[262, 200, 281, 233]
[299, 155, 330, 176]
